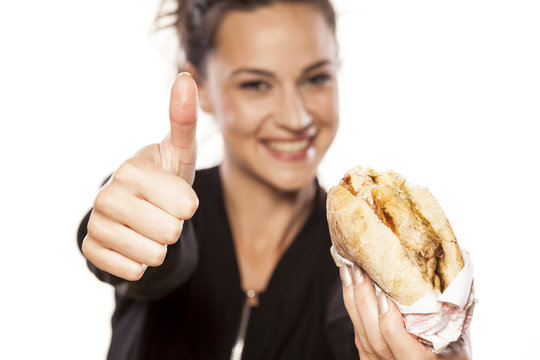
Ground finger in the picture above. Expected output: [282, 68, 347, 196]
[169, 72, 198, 149]
[351, 265, 395, 359]
[88, 210, 168, 267]
[110, 157, 199, 220]
[353, 330, 373, 360]
[82, 235, 146, 281]
[160, 72, 198, 182]
[377, 293, 433, 359]
[97, 188, 184, 245]
[340, 266, 363, 332]
[339, 266, 372, 359]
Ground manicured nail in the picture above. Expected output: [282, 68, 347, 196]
[351, 264, 364, 287]
[178, 71, 193, 78]
[340, 266, 352, 287]
[142, 264, 148, 271]
[377, 292, 388, 315]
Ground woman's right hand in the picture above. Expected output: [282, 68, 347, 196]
[82, 73, 199, 281]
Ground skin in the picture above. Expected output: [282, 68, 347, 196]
[340, 265, 472, 360]
[192, 3, 339, 296]
[81, 2, 470, 358]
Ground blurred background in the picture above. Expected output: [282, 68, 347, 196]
[1, 0, 539, 358]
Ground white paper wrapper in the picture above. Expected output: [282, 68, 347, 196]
[330, 246, 476, 354]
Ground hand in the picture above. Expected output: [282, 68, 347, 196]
[82, 73, 199, 281]
[340, 264, 472, 360]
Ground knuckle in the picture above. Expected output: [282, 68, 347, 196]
[81, 236, 107, 270]
[371, 340, 392, 358]
[81, 236, 104, 270]
[379, 319, 397, 339]
[125, 264, 145, 281]
[86, 215, 97, 237]
[354, 335, 363, 351]
[81, 235, 93, 259]
[164, 220, 183, 244]
[87, 214, 112, 249]
[86, 212, 102, 239]
[357, 336, 373, 356]
[115, 158, 144, 184]
[184, 191, 199, 218]
[147, 245, 167, 267]
[93, 190, 114, 212]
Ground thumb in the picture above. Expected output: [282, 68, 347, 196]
[160, 72, 198, 184]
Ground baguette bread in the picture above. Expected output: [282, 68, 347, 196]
[327, 166, 464, 305]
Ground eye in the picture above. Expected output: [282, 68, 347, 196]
[239, 80, 271, 92]
[305, 73, 331, 86]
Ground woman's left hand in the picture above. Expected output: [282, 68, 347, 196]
[340, 264, 472, 360]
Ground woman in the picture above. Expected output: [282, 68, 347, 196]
[78, 0, 471, 359]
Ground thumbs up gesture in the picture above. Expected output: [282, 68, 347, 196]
[82, 73, 199, 281]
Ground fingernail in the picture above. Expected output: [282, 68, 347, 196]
[351, 264, 364, 287]
[377, 292, 388, 315]
[340, 266, 352, 287]
[177, 71, 193, 78]
[142, 264, 148, 271]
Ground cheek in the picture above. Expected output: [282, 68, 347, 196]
[309, 87, 340, 134]
[323, 86, 340, 125]
[217, 95, 268, 137]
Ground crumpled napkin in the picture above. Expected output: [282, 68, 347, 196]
[331, 246, 476, 353]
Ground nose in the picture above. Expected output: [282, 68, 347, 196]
[274, 87, 313, 133]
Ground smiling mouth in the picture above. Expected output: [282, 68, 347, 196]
[264, 137, 313, 154]
[262, 136, 315, 160]
[263, 136, 314, 153]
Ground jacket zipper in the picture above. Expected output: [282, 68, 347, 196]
[230, 290, 258, 360]
[230, 300, 251, 360]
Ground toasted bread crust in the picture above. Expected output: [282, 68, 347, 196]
[327, 185, 436, 305]
[327, 167, 464, 304]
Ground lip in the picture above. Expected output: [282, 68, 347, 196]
[260, 135, 315, 161]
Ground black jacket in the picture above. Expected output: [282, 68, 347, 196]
[78, 166, 358, 360]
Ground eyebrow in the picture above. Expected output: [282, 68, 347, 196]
[230, 59, 332, 78]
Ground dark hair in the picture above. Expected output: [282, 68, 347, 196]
[156, 0, 337, 79]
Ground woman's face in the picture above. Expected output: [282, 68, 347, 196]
[199, 2, 339, 191]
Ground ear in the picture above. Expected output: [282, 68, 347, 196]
[181, 63, 214, 114]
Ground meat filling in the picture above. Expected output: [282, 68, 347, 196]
[371, 185, 440, 287]
[341, 168, 446, 291]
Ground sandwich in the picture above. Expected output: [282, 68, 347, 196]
[327, 166, 464, 305]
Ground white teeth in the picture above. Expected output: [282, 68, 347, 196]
[266, 139, 310, 153]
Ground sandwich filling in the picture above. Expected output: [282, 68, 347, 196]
[340, 168, 446, 291]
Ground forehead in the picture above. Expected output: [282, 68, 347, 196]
[211, 3, 336, 72]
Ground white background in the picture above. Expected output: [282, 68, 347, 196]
[1, 0, 539, 358]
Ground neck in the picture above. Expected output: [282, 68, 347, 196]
[220, 159, 317, 251]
